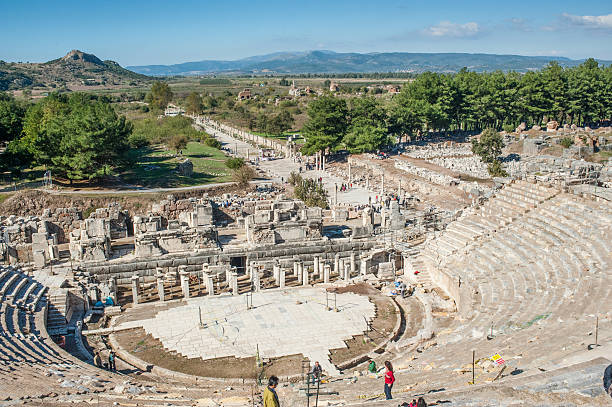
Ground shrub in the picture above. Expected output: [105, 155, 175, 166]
[289, 172, 328, 208]
[128, 132, 150, 148]
[487, 160, 508, 177]
[560, 137, 574, 148]
[204, 137, 221, 149]
[232, 165, 256, 187]
[225, 157, 245, 170]
[168, 134, 188, 153]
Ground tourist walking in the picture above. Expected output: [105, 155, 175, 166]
[264, 375, 280, 407]
[383, 360, 395, 400]
[604, 363, 612, 398]
[368, 360, 377, 373]
[93, 351, 102, 368]
[310, 361, 322, 385]
[108, 351, 116, 372]
[417, 397, 428, 407]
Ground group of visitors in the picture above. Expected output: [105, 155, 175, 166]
[93, 350, 116, 372]
[339, 183, 352, 192]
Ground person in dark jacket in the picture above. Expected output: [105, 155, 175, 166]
[108, 351, 116, 372]
[264, 376, 280, 407]
[604, 363, 612, 398]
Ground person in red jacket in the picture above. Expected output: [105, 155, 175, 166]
[383, 360, 395, 400]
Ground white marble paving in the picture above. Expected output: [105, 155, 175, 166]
[116, 287, 375, 375]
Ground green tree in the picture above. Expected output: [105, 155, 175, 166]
[267, 110, 294, 134]
[289, 172, 328, 208]
[232, 165, 256, 187]
[184, 92, 203, 115]
[169, 134, 188, 153]
[344, 97, 389, 152]
[204, 137, 221, 149]
[471, 128, 503, 164]
[343, 123, 389, 153]
[9, 93, 132, 181]
[225, 157, 245, 169]
[146, 81, 173, 110]
[0, 93, 27, 143]
[302, 96, 348, 155]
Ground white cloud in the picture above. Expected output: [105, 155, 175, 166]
[561, 13, 612, 29]
[422, 21, 481, 38]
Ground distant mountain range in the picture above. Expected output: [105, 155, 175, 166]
[127, 50, 611, 76]
[0, 50, 149, 91]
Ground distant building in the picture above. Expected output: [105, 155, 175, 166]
[237, 88, 252, 100]
[386, 85, 401, 94]
[164, 104, 185, 117]
[329, 82, 340, 92]
[288, 80, 300, 97]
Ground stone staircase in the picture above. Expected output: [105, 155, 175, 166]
[46, 289, 68, 336]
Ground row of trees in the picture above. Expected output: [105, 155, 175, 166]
[390, 59, 611, 135]
[302, 59, 611, 157]
[5, 93, 132, 181]
[302, 96, 391, 155]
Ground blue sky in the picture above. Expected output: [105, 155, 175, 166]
[1, 0, 611, 66]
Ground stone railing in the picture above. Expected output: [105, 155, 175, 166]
[191, 115, 290, 157]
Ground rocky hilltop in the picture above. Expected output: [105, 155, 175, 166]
[0, 50, 149, 91]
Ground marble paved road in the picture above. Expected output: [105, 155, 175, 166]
[202, 121, 375, 205]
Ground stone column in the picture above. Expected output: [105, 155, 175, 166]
[403, 254, 413, 275]
[324, 264, 331, 284]
[344, 263, 351, 282]
[303, 266, 309, 286]
[348, 162, 352, 183]
[339, 259, 345, 278]
[225, 268, 231, 286]
[313, 257, 320, 279]
[109, 276, 117, 304]
[231, 270, 239, 296]
[335, 184, 338, 206]
[178, 265, 187, 283]
[253, 269, 261, 292]
[350, 252, 356, 275]
[205, 273, 215, 296]
[273, 264, 280, 285]
[293, 260, 299, 277]
[180, 269, 190, 299]
[318, 259, 325, 280]
[360, 258, 368, 276]
[334, 254, 340, 276]
[279, 268, 285, 289]
[156, 269, 165, 302]
[131, 274, 140, 305]
[297, 262, 303, 284]
[381, 173, 384, 197]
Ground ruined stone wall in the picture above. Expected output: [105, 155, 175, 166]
[87, 203, 129, 240]
[41, 208, 82, 244]
[134, 201, 216, 258]
[150, 196, 199, 223]
[83, 238, 380, 285]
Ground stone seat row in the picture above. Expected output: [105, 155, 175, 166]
[407, 191, 611, 392]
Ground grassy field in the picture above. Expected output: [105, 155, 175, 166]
[121, 141, 231, 188]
